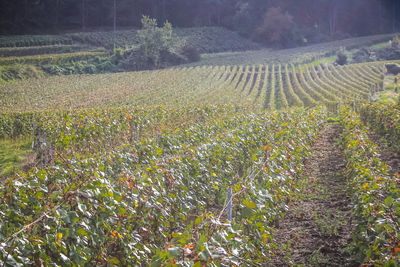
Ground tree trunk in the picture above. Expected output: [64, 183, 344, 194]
[329, 1, 338, 35]
[81, 0, 86, 31]
[55, 0, 60, 30]
[113, 0, 117, 50]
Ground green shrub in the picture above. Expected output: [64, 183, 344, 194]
[253, 7, 295, 47]
[335, 49, 347, 65]
[391, 35, 400, 49]
[181, 43, 200, 62]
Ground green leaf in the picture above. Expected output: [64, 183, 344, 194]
[109, 258, 120, 265]
[242, 207, 255, 218]
[195, 216, 203, 225]
[243, 199, 256, 209]
[76, 228, 88, 237]
[385, 196, 393, 207]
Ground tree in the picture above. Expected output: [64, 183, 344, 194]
[253, 7, 294, 47]
[137, 16, 173, 67]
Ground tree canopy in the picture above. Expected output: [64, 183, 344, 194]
[0, 0, 398, 42]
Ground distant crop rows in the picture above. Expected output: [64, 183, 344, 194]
[0, 51, 108, 66]
[183, 33, 393, 67]
[0, 35, 73, 48]
[0, 61, 385, 112]
[0, 45, 98, 57]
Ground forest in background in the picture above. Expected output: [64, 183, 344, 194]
[1, 0, 399, 47]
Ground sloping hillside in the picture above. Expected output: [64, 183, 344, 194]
[67, 26, 262, 53]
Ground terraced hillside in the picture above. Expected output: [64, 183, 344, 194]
[0, 60, 386, 112]
[0, 27, 264, 82]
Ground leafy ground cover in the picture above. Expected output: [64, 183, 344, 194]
[0, 31, 400, 266]
[0, 51, 108, 66]
[0, 106, 326, 265]
[1, 104, 398, 265]
[0, 138, 33, 178]
[360, 102, 400, 153]
[0, 65, 45, 83]
[339, 107, 400, 265]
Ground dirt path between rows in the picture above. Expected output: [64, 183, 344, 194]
[268, 124, 358, 266]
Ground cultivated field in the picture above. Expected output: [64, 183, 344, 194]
[0, 60, 387, 112]
[0, 30, 399, 266]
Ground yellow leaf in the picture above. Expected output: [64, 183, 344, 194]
[108, 258, 120, 265]
[243, 199, 257, 209]
[56, 232, 63, 246]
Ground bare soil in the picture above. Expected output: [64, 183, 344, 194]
[268, 124, 358, 266]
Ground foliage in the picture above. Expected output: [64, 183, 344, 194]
[0, 64, 45, 83]
[339, 107, 400, 265]
[375, 46, 400, 61]
[0, 106, 326, 265]
[0, 61, 386, 112]
[1, 0, 396, 48]
[352, 48, 375, 64]
[335, 49, 347, 65]
[359, 102, 400, 153]
[181, 44, 200, 62]
[137, 16, 174, 68]
[0, 51, 107, 67]
[391, 35, 400, 49]
[116, 17, 198, 70]
[253, 7, 295, 47]
[69, 27, 261, 53]
[0, 138, 32, 178]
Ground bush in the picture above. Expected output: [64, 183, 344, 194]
[391, 35, 400, 49]
[252, 7, 294, 47]
[352, 48, 375, 63]
[335, 49, 347, 65]
[113, 48, 124, 62]
[181, 43, 200, 62]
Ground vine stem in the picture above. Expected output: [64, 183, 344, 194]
[1, 239, 15, 267]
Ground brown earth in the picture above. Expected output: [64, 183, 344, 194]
[268, 124, 358, 266]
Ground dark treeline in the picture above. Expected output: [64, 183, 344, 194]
[0, 0, 399, 43]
